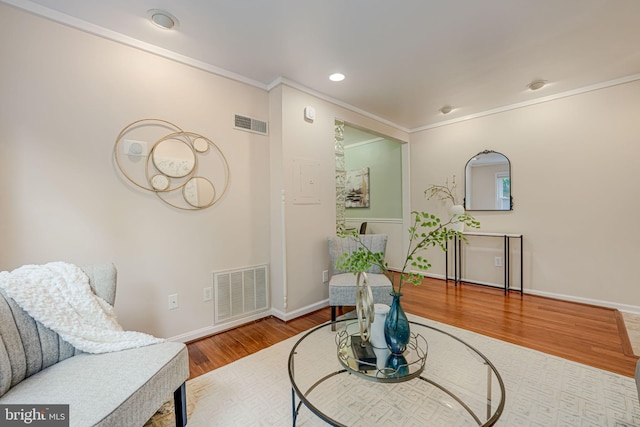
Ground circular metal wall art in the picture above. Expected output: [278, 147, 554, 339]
[114, 119, 230, 210]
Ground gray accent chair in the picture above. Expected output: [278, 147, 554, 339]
[0, 264, 189, 427]
[328, 234, 393, 325]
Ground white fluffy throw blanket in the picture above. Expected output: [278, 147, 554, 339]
[0, 262, 164, 353]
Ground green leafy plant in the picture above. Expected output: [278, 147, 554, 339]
[337, 210, 479, 294]
[424, 175, 460, 206]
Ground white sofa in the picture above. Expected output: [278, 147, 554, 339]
[0, 264, 189, 427]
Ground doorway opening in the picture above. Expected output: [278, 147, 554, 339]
[334, 120, 407, 269]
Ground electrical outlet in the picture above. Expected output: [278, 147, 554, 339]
[168, 293, 179, 310]
[494, 256, 503, 267]
[203, 287, 213, 301]
[322, 270, 329, 283]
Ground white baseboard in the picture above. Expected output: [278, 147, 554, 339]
[271, 299, 329, 322]
[422, 272, 446, 280]
[525, 289, 640, 315]
[344, 217, 403, 224]
[422, 271, 640, 314]
[169, 279, 640, 343]
[167, 310, 272, 343]
[168, 300, 330, 343]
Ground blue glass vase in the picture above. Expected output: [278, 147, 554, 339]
[385, 353, 409, 378]
[384, 292, 410, 354]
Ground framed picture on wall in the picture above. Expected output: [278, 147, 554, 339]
[346, 167, 370, 208]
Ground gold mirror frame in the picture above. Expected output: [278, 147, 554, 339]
[114, 119, 230, 210]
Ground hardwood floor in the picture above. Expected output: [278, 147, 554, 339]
[186, 308, 328, 379]
[187, 277, 639, 380]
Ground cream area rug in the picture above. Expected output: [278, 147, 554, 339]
[622, 312, 640, 356]
[146, 315, 640, 426]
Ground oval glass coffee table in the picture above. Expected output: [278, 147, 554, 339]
[288, 319, 505, 426]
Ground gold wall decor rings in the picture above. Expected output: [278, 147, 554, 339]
[114, 119, 230, 210]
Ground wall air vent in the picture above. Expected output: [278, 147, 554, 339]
[214, 265, 269, 324]
[234, 114, 268, 135]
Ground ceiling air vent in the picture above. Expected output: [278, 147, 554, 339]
[234, 114, 268, 135]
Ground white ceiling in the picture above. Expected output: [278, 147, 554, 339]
[6, 0, 640, 131]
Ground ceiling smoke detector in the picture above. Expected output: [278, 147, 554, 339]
[148, 10, 178, 30]
[527, 80, 547, 91]
[440, 105, 453, 115]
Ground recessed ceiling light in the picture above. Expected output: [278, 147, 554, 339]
[148, 9, 178, 30]
[527, 80, 547, 91]
[440, 105, 453, 115]
[329, 73, 345, 82]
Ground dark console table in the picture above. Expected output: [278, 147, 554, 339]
[445, 231, 523, 295]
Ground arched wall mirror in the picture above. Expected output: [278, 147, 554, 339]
[464, 150, 512, 211]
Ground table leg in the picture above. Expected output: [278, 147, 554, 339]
[503, 236, 508, 295]
[486, 364, 492, 420]
[445, 240, 449, 283]
[520, 236, 523, 294]
[291, 388, 297, 426]
[457, 235, 462, 285]
[454, 236, 458, 286]
[508, 237, 511, 293]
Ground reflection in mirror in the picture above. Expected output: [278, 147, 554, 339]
[193, 137, 209, 153]
[151, 174, 170, 191]
[184, 177, 215, 208]
[152, 138, 196, 178]
[464, 150, 511, 211]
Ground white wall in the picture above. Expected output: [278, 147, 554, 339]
[410, 80, 640, 311]
[269, 84, 409, 319]
[5, 2, 635, 343]
[0, 5, 272, 338]
[0, 5, 410, 339]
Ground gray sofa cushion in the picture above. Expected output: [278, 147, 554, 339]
[82, 263, 117, 306]
[0, 264, 117, 397]
[0, 288, 78, 396]
[0, 263, 189, 426]
[0, 342, 188, 427]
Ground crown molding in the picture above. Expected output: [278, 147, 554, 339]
[344, 137, 386, 149]
[268, 77, 411, 133]
[3, 0, 410, 134]
[5, 0, 640, 136]
[1, 0, 269, 90]
[411, 73, 640, 133]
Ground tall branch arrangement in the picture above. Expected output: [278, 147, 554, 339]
[424, 175, 460, 206]
[336, 211, 479, 294]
